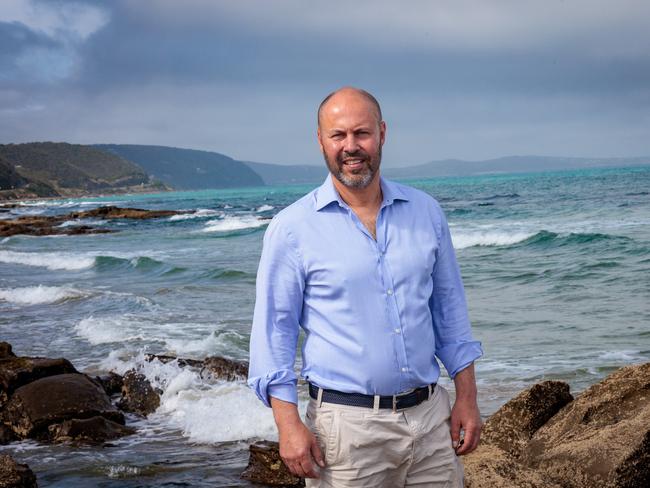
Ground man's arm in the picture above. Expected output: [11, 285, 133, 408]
[450, 363, 482, 455]
[428, 201, 483, 454]
[271, 397, 325, 479]
[247, 220, 324, 478]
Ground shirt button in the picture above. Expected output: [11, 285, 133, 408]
[401, 367, 408, 372]
[387, 289, 393, 295]
[394, 328, 401, 334]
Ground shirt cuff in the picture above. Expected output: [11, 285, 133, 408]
[436, 340, 483, 378]
[247, 369, 298, 408]
[268, 383, 298, 406]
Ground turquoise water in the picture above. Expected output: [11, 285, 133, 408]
[1, 165, 649, 486]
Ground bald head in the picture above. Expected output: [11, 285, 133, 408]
[317, 87, 383, 128]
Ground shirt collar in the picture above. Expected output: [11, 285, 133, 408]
[315, 173, 409, 212]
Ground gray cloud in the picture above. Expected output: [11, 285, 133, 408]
[1, 0, 649, 165]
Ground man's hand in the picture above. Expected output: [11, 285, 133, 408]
[451, 363, 482, 455]
[271, 397, 325, 478]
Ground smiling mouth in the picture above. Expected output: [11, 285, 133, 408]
[342, 158, 366, 166]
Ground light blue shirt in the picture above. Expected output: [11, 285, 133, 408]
[248, 175, 483, 407]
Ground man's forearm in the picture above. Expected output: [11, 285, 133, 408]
[450, 362, 481, 455]
[453, 362, 477, 401]
[270, 396, 325, 478]
[271, 396, 302, 429]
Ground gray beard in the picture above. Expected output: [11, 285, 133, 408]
[325, 146, 381, 189]
[333, 168, 374, 189]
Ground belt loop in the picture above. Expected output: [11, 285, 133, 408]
[428, 384, 432, 400]
[392, 395, 397, 413]
[317, 387, 324, 408]
[373, 394, 380, 413]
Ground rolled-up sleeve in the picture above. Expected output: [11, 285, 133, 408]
[429, 203, 483, 378]
[247, 218, 305, 407]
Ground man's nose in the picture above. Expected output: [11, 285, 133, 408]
[342, 133, 359, 153]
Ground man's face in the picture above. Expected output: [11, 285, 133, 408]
[318, 91, 386, 189]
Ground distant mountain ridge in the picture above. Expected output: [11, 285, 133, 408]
[95, 144, 264, 189]
[1, 142, 649, 201]
[0, 142, 166, 200]
[382, 155, 650, 179]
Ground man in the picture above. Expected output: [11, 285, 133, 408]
[248, 87, 483, 487]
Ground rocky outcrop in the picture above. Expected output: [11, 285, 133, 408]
[93, 372, 124, 397]
[0, 424, 17, 445]
[0, 346, 78, 409]
[69, 206, 179, 220]
[201, 356, 249, 381]
[0, 345, 139, 448]
[3, 373, 124, 439]
[0, 455, 37, 488]
[0, 206, 181, 237]
[144, 352, 249, 381]
[117, 370, 160, 417]
[240, 441, 304, 487]
[523, 362, 650, 488]
[464, 362, 650, 488]
[481, 380, 573, 456]
[0, 218, 112, 237]
[48, 416, 135, 444]
[144, 353, 203, 368]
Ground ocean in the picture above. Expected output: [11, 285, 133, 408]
[1, 165, 649, 486]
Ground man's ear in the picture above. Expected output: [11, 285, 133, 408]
[317, 127, 325, 153]
[379, 120, 387, 146]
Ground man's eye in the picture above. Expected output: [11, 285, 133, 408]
[331, 134, 344, 140]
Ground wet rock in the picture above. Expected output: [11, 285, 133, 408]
[117, 370, 160, 417]
[144, 353, 203, 368]
[0, 216, 113, 237]
[48, 416, 136, 444]
[143, 352, 248, 381]
[521, 362, 650, 487]
[0, 354, 77, 409]
[240, 441, 304, 487]
[0, 342, 15, 359]
[464, 444, 561, 488]
[0, 424, 17, 445]
[481, 380, 573, 456]
[93, 372, 124, 397]
[69, 206, 180, 220]
[0, 455, 37, 488]
[201, 356, 249, 381]
[0, 206, 181, 237]
[3, 373, 124, 439]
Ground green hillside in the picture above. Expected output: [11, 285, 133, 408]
[95, 144, 264, 189]
[0, 155, 27, 190]
[0, 142, 157, 197]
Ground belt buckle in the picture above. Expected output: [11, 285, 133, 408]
[391, 391, 411, 413]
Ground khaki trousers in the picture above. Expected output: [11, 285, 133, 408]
[304, 385, 464, 488]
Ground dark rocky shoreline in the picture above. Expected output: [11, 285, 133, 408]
[0, 342, 249, 487]
[242, 363, 650, 487]
[0, 206, 183, 237]
[2, 340, 647, 487]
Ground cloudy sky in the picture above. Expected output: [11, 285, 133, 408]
[1, 0, 649, 167]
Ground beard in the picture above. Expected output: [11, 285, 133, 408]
[324, 145, 382, 189]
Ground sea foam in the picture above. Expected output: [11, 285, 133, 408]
[168, 209, 221, 221]
[75, 315, 147, 345]
[0, 250, 96, 271]
[101, 350, 282, 443]
[451, 230, 535, 249]
[0, 285, 85, 305]
[202, 215, 267, 233]
[164, 329, 248, 358]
